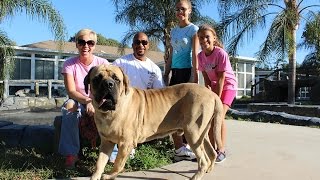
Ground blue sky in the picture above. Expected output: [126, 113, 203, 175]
[2, 0, 316, 65]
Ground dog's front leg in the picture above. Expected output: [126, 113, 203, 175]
[102, 143, 133, 179]
[91, 141, 115, 180]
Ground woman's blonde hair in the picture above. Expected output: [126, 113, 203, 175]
[198, 24, 224, 48]
[75, 28, 97, 42]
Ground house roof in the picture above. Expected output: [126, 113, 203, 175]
[21, 41, 257, 66]
[21, 40, 165, 64]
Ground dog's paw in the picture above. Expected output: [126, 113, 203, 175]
[101, 173, 116, 180]
[90, 173, 101, 180]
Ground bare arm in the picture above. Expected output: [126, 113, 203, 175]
[192, 34, 199, 84]
[64, 73, 94, 116]
[215, 71, 226, 98]
[202, 71, 211, 89]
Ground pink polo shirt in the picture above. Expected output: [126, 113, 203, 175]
[62, 55, 109, 97]
[198, 47, 237, 91]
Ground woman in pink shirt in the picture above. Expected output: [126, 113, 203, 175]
[60, 29, 109, 168]
[197, 24, 237, 163]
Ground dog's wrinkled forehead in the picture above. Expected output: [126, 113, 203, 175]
[90, 65, 124, 81]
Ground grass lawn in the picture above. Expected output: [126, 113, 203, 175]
[0, 138, 174, 180]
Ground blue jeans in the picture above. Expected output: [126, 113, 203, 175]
[58, 99, 118, 157]
[58, 99, 83, 156]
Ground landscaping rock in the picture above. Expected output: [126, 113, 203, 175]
[14, 97, 29, 107]
[55, 97, 67, 108]
[248, 103, 320, 117]
[228, 109, 320, 126]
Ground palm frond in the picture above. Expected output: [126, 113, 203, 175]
[0, 29, 15, 80]
[0, 0, 67, 43]
[256, 11, 289, 62]
[111, 0, 216, 58]
[223, 3, 273, 56]
[300, 11, 320, 65]
[0, 0, 67, 95]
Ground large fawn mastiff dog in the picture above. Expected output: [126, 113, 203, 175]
[84, 65, 223, 180]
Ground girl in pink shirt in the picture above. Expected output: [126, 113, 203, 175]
[197, 24, 237, 163]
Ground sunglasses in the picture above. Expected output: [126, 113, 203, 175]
[77, 39, 95, 47]
[175, 7, 188, 12]
[134, 40, 148, 46]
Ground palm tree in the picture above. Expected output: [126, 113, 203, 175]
[0, 0, 67, 99]
[214, 0, 320, 104]
[111, 0, 216, 61]
[299, 12, 320, 74]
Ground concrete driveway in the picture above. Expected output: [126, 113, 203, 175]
[72, 120, 320, 180]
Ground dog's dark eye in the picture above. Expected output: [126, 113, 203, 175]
[112, 74, 120, 83]
[92, 74, 103, 84]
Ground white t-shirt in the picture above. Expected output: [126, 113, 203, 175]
[113, 54, 164, 89]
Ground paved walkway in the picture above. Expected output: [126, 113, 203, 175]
[69, 120, 320, 180]
[0, 108, 59, 125]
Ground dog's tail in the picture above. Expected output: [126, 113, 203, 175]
[212, 96, 223, 151]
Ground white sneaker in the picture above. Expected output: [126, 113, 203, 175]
[129, 148, 135, 159]
[174, 145, 196, 162]
[215, 151, 226, 164]
[109, 146, 136, 163]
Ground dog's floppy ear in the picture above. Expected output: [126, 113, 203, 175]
[118, 67, 130, 95]
[84, 66, 95, 94]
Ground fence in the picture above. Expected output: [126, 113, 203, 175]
[0, 79, 64, 99]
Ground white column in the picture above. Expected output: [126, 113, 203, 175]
[30, 53, 35, 90]
[54, 55, 59, 89]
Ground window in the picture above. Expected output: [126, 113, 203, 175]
[298, 87, 310, 99]
[35, 60, 54, 79]
[245, 90, 251, 96]
[60, 55, 71, 59]
[35, 54, 55, 58]
[237, 63, 244, 72]
[258, 77, 265, 93]
[246, 74, 253, 89]
[12, 58, 31, 79]
[58, 61, 64, 80]
[237, 90, 244, 96]
[238, 73, 245, 88]
[15, 52, 31, 57]
[246, 63, 253, 73]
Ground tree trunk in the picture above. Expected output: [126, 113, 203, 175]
[163, 21, 174, 65]
[288, 27, 297, 104]
[286, 0, 299, 104]
[163, 27, 171, 64]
